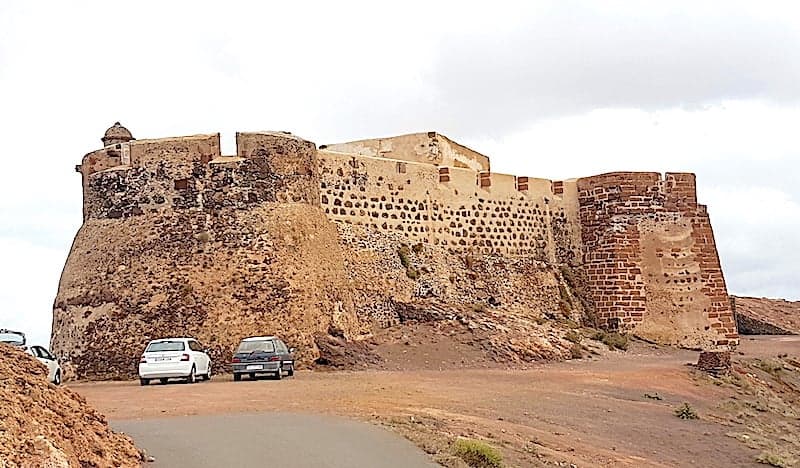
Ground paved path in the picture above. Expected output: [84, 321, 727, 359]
[113, 413, 438, 468]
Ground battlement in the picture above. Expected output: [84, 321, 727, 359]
[72, 124, 736, 349]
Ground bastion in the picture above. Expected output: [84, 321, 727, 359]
[51, 124, 738, 378]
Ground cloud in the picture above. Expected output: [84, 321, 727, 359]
[0, 0, 798, 346]
[0, 238, 65, 347]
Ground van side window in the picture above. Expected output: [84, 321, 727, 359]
[276, 341, 287, 353]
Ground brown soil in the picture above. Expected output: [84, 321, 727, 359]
[71, 336, 800, 467]
[0, 344, 141, 468]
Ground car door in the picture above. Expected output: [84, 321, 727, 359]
[30, 346, 56, 382]
[195, 340, 210, 374]
[189, 340, 209, 374]
[276, 340, 292, 371]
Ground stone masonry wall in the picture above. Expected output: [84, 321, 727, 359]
[54, 132, 365, 379]
[317, 150, 584, 263]
[577, 172, 737, 348]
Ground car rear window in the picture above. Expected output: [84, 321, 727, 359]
[0, 332, 25, 346]
[146, 341, 185, 352]
[237, 340, 275, 353]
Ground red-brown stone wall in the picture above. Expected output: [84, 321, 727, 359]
[577, 172, 738, 347]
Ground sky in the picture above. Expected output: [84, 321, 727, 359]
[0, 1, 798, 347]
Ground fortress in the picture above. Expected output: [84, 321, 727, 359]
[52, 123, 738, 378]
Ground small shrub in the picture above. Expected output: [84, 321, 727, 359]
[592, 331, 628, 351]
[564, 330, 582, 344]
[452, 438, 503, 468]
[412, 242, 424, 254]
[569, 343, 583, 359]
[674, 402, 699, 420]
[406, 268, 420, 280]
[471, 303, 488, 313]
[464, 255, 476, 270]
[397, 246, 411, 268]
[757, 451, 789, 467]
[195, 231, 211, 243]
[757, 359, 783, 376]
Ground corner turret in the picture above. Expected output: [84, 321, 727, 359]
[101, 122, 134, 147]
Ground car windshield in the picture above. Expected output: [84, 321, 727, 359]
[146, 341, 185, 352]
[237, 340, 275, 353]
[0, 332, 25, 346]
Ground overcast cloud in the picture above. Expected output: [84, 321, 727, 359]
[0, 1, 798, 346]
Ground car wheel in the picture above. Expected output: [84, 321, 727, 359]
[53, 370, 61, 385]
[203, 364, 212, 381]
[275, 364, 283, 380]
[140, 378, 150, 386]
[287, 363, 294, 377]
[187, 365, 196, 384]
[249, 372, 256, 380]
[233, 373, 241, 382]
[160, 378, 169, 385]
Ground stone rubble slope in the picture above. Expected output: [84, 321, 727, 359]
[732, 296, 800, 335]
[0, 344, 141, 468]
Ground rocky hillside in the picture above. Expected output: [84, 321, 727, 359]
[732, 296, 800, 335]
[0, 344, 141, 467]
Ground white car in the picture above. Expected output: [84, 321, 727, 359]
[138, 337, 212, 386]
[29, 345, 63, 385]
[0, 329, 62, 385]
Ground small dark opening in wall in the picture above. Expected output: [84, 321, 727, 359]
[174, 178, 190, 190]
[319, 145, 328, 149]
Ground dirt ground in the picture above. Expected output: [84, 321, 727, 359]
[71, 335, 799, 467]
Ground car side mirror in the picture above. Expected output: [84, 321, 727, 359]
[289, 348, 295, 354]
[204, 349, 210, 354]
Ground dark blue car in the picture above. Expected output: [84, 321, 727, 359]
[231, 336, 295, 381]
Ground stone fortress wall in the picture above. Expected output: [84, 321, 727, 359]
[319, 132, 736, 348]
[69, 126, 738, 351]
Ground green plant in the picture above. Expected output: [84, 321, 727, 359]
[195, 231, 211, 243]
[397, 246, 411, 268]
[674, 402, 699, 420]
[564, 330, 582, 344]
[756, 359, 784, 376]
[591, 331, 629, 351]
[471, 303, 488, 313]
[406, 268, 420, 280]
[452, 438, 503, 468]
[757, 451, 789, 467]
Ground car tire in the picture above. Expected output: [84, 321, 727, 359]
[53, 370, 61, 385]
[233, 373, 241, 382]
[160, 378, 169, 385]
[275, 364, 283, 380]
[249, 372, 257, 380]
[203, 365, 212, 381]
[187, 365, 196, 384]
[140, 378, 150, 386]
[287, 363, 294, 377]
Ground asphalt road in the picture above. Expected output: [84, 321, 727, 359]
[113, 413, 438, 468]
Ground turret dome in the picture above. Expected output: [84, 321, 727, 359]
[101, 122, 134, 146]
